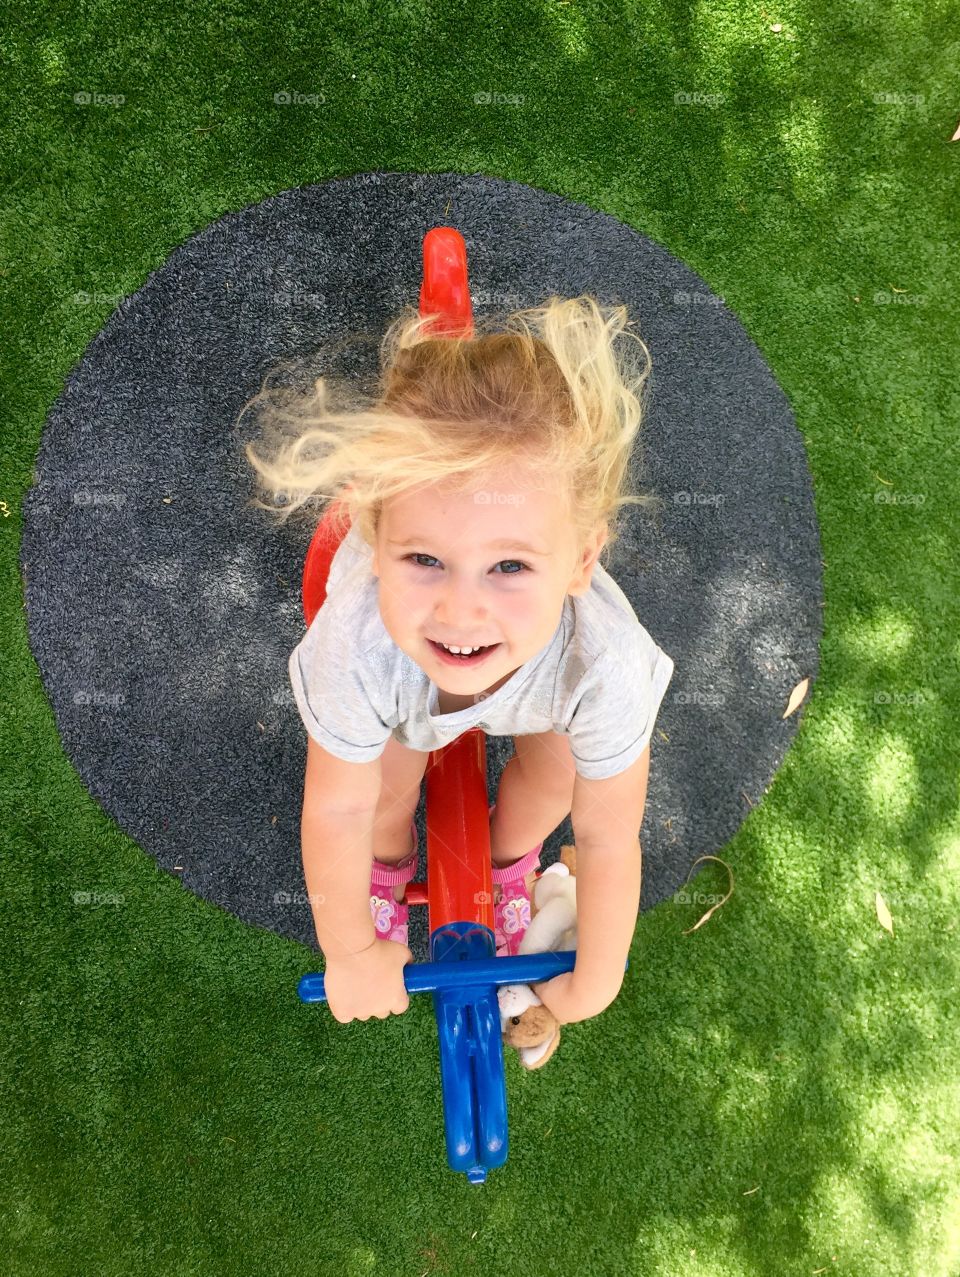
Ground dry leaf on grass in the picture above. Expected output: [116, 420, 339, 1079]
[680, 854, 735, 934]
[876, 891, 894, 936]
[782, 677, 810, 718]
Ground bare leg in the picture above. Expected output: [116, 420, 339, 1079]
[490, 754, 572, 902]
[370, 804, 417, 903]
[370, 740, 428, 901]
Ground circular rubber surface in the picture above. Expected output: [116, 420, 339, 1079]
[20, 171, 823, 956]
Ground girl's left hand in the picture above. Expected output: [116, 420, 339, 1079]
[530, 971, 615, 1025]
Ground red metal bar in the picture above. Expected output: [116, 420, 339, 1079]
[419, 227, 475, 340]
[412, 231, 492, 940]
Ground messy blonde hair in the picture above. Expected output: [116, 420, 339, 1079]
[240, 295, 660, 569]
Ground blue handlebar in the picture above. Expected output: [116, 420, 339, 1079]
[298, 950, 591, 1003]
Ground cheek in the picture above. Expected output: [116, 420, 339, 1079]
[378, 570, 426, 620]
[494, 590, 541, 626]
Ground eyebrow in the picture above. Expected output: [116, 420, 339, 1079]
[388, 536, 551, 557]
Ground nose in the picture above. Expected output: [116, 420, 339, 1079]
[434, 574, 486, 628]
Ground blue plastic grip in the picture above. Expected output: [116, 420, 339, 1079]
[298, 950, 629, 1003]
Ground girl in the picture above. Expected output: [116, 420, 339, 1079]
[243, 296, 674, 1027]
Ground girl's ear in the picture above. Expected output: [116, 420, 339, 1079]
[567, 523, 608, 596]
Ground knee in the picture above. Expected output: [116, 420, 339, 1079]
[373, 783, 421, 829]
[512, 750, 576, 804]
[377, 738, 429, 803]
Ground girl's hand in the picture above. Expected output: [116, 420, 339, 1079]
[530, 971, 618, 1025]
[324, 939, 414, 1024]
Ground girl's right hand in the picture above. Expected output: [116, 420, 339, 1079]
[323, 939, 414, 1024]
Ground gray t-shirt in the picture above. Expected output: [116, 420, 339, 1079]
[289, 522, 675, 780]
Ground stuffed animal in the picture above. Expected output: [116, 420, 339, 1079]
[497, 844, 578, 1071]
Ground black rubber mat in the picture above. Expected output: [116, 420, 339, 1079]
[20, 171, 823, 959]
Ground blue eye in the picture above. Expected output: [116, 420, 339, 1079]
[404, 554, 529, 574]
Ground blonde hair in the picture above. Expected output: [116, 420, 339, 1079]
[239, 295, 660, 569]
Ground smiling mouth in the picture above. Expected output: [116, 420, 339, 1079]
[428, 639, 501, 665]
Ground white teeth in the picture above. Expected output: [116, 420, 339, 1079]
[439, 642, 486, 654]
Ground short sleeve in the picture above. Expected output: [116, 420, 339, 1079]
[564, 633, 675, 780]
[288, 610, 391, 763]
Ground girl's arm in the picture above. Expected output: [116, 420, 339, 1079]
[532, 744, 651, 1023]
[300, 736, 383, 955]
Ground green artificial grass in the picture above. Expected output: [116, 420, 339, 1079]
[2, 2, 959, 1274]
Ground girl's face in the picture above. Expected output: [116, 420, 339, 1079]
[370, 467, 607, 698]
